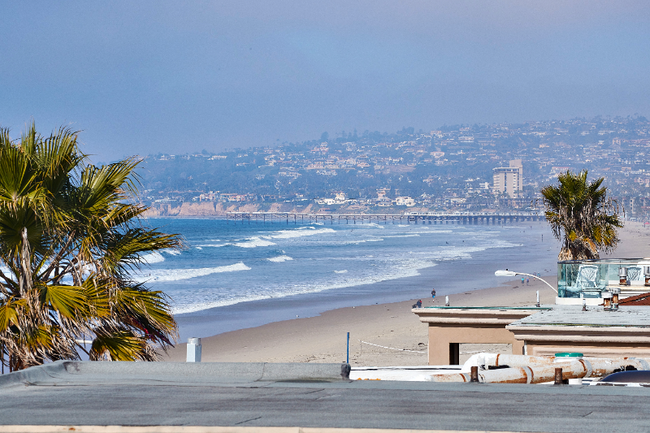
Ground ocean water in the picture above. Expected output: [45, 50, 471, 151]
[139, 218, 560, 339]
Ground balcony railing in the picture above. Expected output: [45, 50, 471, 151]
[558, 258, 650, 299]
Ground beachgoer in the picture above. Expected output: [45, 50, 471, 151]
[526, 278, 530, 285]
[431, 289, 436, 300]
[416, 299, 422, 308]
[521, 277, 525, 285]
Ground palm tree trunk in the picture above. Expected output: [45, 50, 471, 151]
[19, 227, 32, 296]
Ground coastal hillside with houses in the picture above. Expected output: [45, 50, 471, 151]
[140, 116, 650, 219]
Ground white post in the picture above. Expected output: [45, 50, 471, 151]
[445, 296, 449, 306]
[187, 337, 202, 362]
[536, 291, 540, 307]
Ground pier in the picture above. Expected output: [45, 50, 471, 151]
[226, 211, 544, 225]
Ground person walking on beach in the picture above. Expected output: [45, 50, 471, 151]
[431, 289, 436, 303]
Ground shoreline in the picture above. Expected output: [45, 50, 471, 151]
[170, 220, 558, 341]
[164, 275, 558, 365]
[163, 221, 650, 365]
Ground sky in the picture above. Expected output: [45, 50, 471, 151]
[2, 1, 650, 162]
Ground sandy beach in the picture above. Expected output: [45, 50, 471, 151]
[164, 221, 650, 366]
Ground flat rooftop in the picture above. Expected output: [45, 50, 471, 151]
[510, 305, 650, 328]
[1, 361, 650, 433]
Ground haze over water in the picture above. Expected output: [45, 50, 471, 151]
[3, 2, 649, 162]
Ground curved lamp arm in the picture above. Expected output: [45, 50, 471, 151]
[495, 270, 558, 294]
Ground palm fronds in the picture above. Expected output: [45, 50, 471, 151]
[541, 170, 623, 260]
[0, 124, 182, 371]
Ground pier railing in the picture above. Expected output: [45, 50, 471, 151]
[226, 211, 544, 225]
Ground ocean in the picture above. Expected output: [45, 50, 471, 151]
[138, 218, 561, 340]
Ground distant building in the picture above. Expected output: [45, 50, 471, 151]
[550, 166, 571, 177]
[316, 192, 347, 205]
[493, 159, 523, 198]
[395, 196, 415, 207]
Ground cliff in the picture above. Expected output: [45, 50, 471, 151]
[142, 201, 421, 218]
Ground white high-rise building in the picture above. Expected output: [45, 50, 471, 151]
[493, 159, 523, 198]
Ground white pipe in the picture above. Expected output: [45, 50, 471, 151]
[433, 361, 590, 384]
[464, 353, 650, 372]
[454, 353, 650, 383]
[481, 362, 588, 384]
[427, 372, 472, 382]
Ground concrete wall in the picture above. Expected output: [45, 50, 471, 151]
[428, 325, 525, 365]
[525, 343, 650, 358]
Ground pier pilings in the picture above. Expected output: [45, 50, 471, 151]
[226, 212, 544, 225]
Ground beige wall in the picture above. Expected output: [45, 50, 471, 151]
[525, 343, 650, 359]
[427, 322, 650, 364]
[417, 307, 650, 365]
[428, 325, 525, 365]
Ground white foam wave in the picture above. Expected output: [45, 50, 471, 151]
[352, 222, 385, 229]
[267, 255, 293, 263]
[394, 239, 520, 263]
[172, 258, 436, 315]
[169, 225, 527, 315]
[141, 252, 165, 264]
[200, 230, 335, 249]
[454, 230, 500, 237]
[343, 238, 384, 245]
[268, 227, 336, 240]
[135, 262, 250, 283]
[233, 237, 277, 248]
[164, 249, 182, 256]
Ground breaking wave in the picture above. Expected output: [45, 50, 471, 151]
[135, 262, 251, 283]
[267, 255, 293, 263]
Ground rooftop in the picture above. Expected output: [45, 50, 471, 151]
[1, 360, 650, 432]
[510, 306, 650, 328]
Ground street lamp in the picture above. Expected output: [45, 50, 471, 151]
[495, 270, 558, 294]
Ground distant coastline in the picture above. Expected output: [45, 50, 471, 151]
[144, 201, 488, 218]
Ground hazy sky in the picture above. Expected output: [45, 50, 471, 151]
[2, 1, 650, 162]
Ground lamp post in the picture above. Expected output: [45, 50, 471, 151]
[495, 270, 558, 294]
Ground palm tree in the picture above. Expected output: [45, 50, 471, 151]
[0, 124, 182, 371]
[541, 170, 623, 261]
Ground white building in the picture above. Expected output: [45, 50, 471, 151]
[395, 196, 416, 207]
[493, 159, 523, 198]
